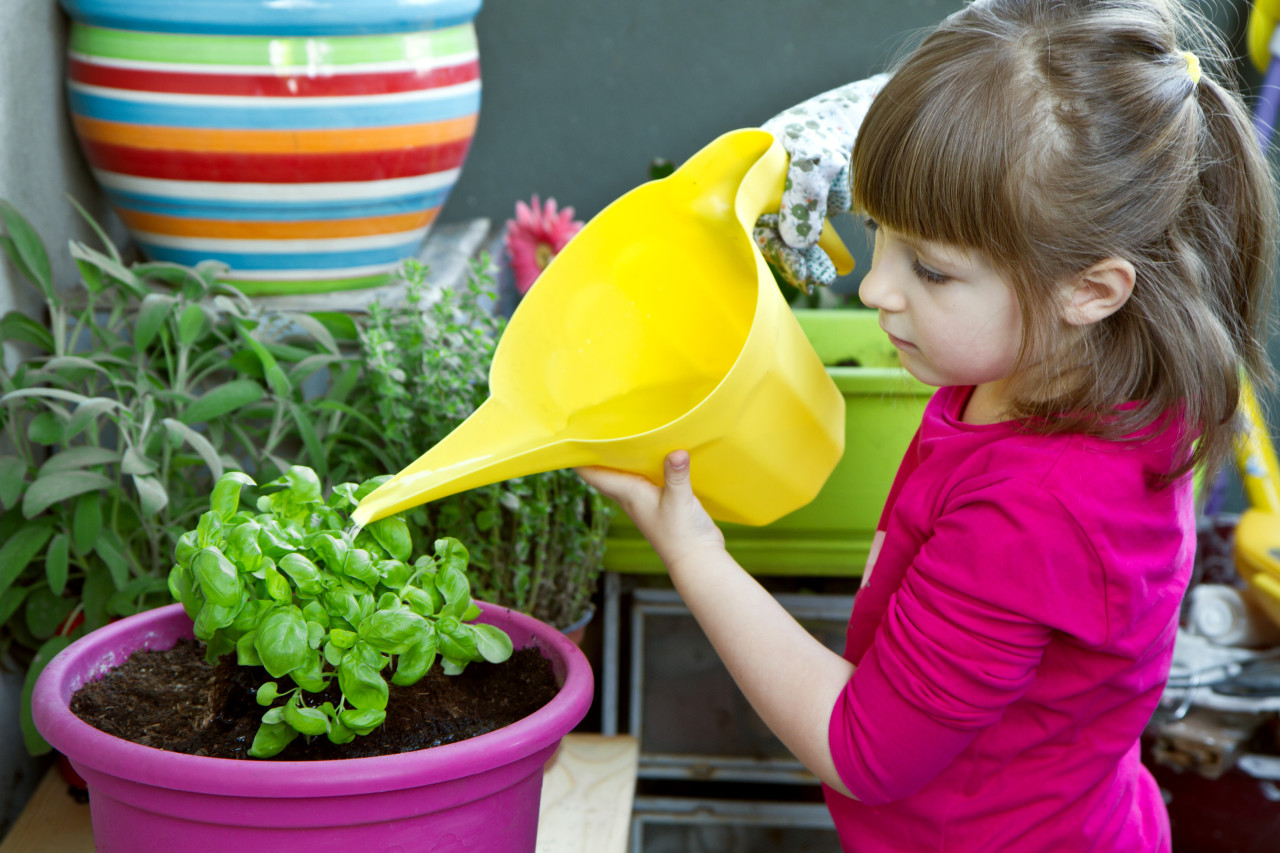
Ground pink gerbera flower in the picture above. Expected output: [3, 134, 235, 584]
[504, 195, 583, 294]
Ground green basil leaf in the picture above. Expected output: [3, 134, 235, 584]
[192, 548, 241, 607]
[209, 471, 255, 519]
[391, 632, 437, 686]
[359, 608, 428, 654]
[256, 682, 279, 706]
[434, 564, 471, 619]
[289, 650, 328, 693]
[327, 721, 355, 745]
[193, 600, 239, 638]
[302, 599, 329, 627]
[472, 623, 514, 664]
[323, 640, 346, 667]
[174, 530, 199, 567]
[284, 701, 329, 736]
[404, 584, 444, 617]
[279, 552, 325, 596]
[226, 521, 263, 572]
[437, 618, 479, 662]
[434, 537, 469, 574]
[248, 720, 299, 758]
[236, 630, 262, 666]
[322, 587, 361, 626]
[329, 627, 357, 649]
[196, 510, 224, 548]
[343, 548, 377, 587]
[167, 564, 198, 616]
[264, 564, 292, 604]
[255, 606, 309, 678]
[337, 658, 388, 711]
[337, 708, 385, 736]
[369, 517, 412, 562]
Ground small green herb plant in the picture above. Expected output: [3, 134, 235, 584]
[169, 466, 513, 758]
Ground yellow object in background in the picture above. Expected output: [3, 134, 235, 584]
[1249, 0, 1280, 72]
[353, 129, 847, 529]
[1232, 377, 1280, 632]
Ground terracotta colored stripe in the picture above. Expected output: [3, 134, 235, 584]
[67, 57, 480, 98]
[80, 138, 472, 183]
[116, 208, 437, 239]
[73, 115, 477, 153]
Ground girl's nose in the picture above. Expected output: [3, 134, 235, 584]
[858, 261, 903, 312]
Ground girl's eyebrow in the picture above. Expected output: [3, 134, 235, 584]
[901, 233, 967, 272]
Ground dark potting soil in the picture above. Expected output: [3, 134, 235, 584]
[69, 638, 560, 761]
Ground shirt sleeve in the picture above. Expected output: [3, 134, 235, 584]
[828, 477, 1104, 804]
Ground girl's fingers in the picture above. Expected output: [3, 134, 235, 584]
[574, 465, 653, 504]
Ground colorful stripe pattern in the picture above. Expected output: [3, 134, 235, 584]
[64, 11, 482, 294]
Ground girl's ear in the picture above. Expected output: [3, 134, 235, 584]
[1059, 257, 1135, 326]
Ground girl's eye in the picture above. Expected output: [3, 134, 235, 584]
[863, 217, 879, 233]
[911, 259, 948, 284]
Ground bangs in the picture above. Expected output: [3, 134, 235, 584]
[852, 38, 1031, 270]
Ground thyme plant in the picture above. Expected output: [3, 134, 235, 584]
[325, 258, 612, 629]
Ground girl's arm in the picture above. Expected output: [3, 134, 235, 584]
[577, 451, 857, 798]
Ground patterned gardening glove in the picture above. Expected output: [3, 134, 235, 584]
[757, 73, 890, 292]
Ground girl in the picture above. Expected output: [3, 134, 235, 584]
[578, 0, 1277, 850]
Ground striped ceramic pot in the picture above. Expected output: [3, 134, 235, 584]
[60, 0, 483, 295]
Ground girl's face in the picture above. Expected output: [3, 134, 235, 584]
[858, 221, 1024, 421]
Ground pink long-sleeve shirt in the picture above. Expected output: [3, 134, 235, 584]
[825, 386, 1193, 851]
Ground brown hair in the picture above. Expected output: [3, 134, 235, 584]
[852, 0, 1277, 481]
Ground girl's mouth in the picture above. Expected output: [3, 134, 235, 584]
[885, 330, 914, 351]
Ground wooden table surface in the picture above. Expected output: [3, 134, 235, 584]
[0, 733, 637, 853]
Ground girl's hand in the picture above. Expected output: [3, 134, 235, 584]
[576, 450, 726, 573]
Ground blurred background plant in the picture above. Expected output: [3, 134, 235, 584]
[0, 199, 342, 754]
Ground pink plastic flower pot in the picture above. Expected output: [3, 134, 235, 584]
[33, 601, 593, 853]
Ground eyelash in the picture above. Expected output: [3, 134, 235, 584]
[866, 218, 949, 284]
[911, 260, 948, 284]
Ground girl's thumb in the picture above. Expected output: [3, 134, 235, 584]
[663, 450, 692, 494]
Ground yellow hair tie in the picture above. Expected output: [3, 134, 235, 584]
[1182, 50, 1201, 85]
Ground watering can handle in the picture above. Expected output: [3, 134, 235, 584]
[817, 222, 855, 275]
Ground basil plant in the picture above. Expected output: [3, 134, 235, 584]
[167, 466, 513, 758]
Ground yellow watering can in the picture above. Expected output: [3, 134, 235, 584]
[352, 128, 851, 528]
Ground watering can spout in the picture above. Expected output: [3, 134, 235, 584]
[350, 397, 575, 527]
[353, 128, 849, 529]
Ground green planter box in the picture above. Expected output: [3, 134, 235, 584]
[603, 309, 931, 577]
